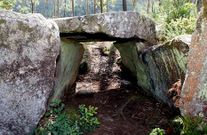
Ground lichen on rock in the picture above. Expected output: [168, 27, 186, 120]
[115, 35, 191, 107]
[0, 10, 60, 134]
[53, 12, 157, 44]
[180, 7, 207, 118]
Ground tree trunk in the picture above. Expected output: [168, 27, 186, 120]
[31, 0, 34, 13]
[197, 0, 202, 12]
[64, 0, 67, 17]
[100, 0, 103, 13]
[77, 0, 81, 16]
[44, 0, 49, 17]
[72, 0, 75, 16]
[122, 0, 127, 11]
[86, 0, 89, 15]
[57, 0, 60, 17]
[203, 0, 207, 18]
[147, 0, 151, 13]
[151, 0, 154, 13]
[131, 0, 136, 11]
[53, 0, 56, 17]
[94, 0, 96, 13]
[158, 0, 161, 6]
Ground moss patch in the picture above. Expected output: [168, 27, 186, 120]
[17, 21, 33, 32]
[203, 0, 207, 19]
[0, 19, 6, 25]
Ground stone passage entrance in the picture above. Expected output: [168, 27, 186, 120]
[51, 12, 189, 109]
[51, 12, 157, 100]
[50, 40, 177, 135]
[75, 42, 122, 94]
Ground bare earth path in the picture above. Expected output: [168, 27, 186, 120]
[64, 42, 177, 135]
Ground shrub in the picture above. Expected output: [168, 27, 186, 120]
[0, 0, 15, 10]
[149, 115, 207, 135]
[173, 115, 207, 135]
[45, 99, 65, 116]
[46, 113, 82, 135]
[164, 16, 196, 40]
[33, 100, 100, 135]
[146, 0, 197, 42]
[149, 128, 165, 135]
[165, 2, 196, 23]
[78, 105, 100, 133]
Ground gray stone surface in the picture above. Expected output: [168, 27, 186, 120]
[51, 39, 84, 101]
[180, 13, 207, 118]
[115, 35, 191, 106]
[0, 10, 60, 134]
[53, 12, 156, 44]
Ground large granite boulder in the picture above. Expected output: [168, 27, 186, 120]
[0, 10, 60, 134]
[115, 35, 191, 106]
[180, 5, 207, 118]
[53, 12, 156, 44]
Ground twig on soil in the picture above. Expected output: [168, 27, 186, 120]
[113, 95, 139, 120]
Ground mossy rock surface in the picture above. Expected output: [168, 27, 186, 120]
[115, 35, 191, 107]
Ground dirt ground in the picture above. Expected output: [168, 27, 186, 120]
[75, 42, 122, 94]
[66, 88, 177, 135]
[63, 42, 178, 135]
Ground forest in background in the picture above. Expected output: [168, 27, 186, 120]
[0, 0, 201, 18]
[0, 0, 202, 17]
[0, 0, 207, 135]
[0, 0, 202, 41]
[0, 0, 147, 18]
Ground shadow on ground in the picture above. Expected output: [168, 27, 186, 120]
[64, 42, 178, 135]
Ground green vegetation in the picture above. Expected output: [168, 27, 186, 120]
[173, 115, 207, 135]
[149, 128, 165, 135]
[33, 100, 100, 135]
[149, 115, 207, 135]
[0, 0, 141, 17]
[146, 0, 197, 41]
[0, 0, 16, 10]
[78, 105, 100, 133]
[204, 0, 207, 18]
[45, 99, 65, 116]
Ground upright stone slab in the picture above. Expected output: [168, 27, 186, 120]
[0, 10, 60, 134]
[51, 39, 84, 100]
[180, 5, 207, 118]
[144, 35, 190, 106]
[115, 35, 191, 106]
[114, 41, 151, 92]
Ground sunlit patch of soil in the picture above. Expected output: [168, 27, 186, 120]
[62, 42, 177, 135]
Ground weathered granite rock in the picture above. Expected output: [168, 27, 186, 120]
[115, 35, 191, 106]
[51, 39, 84, 100]
[0, 10, 60, 134]
[180, 7, 207, 118]
[51, 12, 157, 101]
[53, 12, 156, 44]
